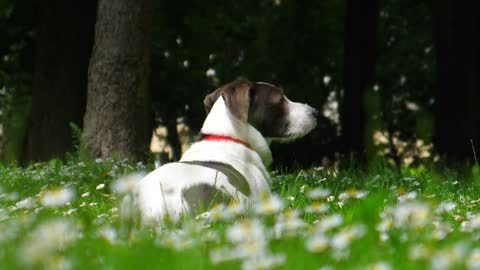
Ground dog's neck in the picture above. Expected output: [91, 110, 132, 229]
[200, 97, 273, 167]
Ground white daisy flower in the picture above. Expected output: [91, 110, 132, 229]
[15, 197, 37, 209]
[19, 219, 78, 266]
[307, 188, 331, 200]
[233, 239, 268, 260]
[208, 204, 229, 221]
[158, 230, 194, 251]
[305, 202, 329, 214]
[111, 173, 145, 194]
[306, 234, 329, 253]
[224, 200, 246, 218]
[241, 253, 286, 270]
[367, 261, 391, 270]
[254, 194, 284, 216]
[210, 247, 241, 264]
[467, 249, 480, 270]
[432, 221, 452, 240]
[98, 226, 117, 244]
[376, 219, 393, 234]
[384, 202, 431, 229]
[226, 219, 265, 244]
[435, 201, 456, 214]
[274, 209, 306, 238]
[315, 214, 343, 233]
[398, 191, 418, 203]
[40, 187, 75, 207]
[330, 225, 366, 250]
[408, 244, 432, 261]
[339, 189, 369, 200]
[468, 214, 480, 230]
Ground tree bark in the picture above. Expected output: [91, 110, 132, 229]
[433, 1, 480, 162]
[22, 0, 96, 162]
[340, 0, 380, 159]
[83, 0, 153, 161]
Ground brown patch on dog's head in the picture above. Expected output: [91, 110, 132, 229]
[248, 82, 290, 137]
[204, 80, 253, 122]
[203, 80, 291, 137]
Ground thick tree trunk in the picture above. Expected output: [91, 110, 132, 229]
[340, 0, 380, 159]
[83, 0, 153, 161]
[22, 0, 96, 162]
[433, 1, 480, 162]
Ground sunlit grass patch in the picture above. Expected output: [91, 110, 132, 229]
[1, 159, 480, 269]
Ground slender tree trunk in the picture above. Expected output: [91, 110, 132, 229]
[433, 1, 480, 162]
[22, 0, 96, 162]
[340, 0, 380, 160]
[83, 0, 153, 161]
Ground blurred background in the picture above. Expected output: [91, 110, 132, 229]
[0, 0, 479, 168]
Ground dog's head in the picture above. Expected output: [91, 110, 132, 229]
[204, 79, 318, 141]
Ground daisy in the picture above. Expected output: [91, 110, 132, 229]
[274, 209, 306, 238]
[226, 219, 265, 244]
[254, 194, 284, 216]
[307, 188, 331, 200]
[40, 187, 75, 207]
[315, 214, 343, 233]
[241, 253, 286, 270]
[111, 173, 145, 194]
[15, 197, 37, 209]
[19, 219, 78, 266]
[305, 202, 329, 214]
[305, 234, 329, 253]
[466, 249, 480, 270]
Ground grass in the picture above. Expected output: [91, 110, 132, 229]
[1, 158, 480, 270]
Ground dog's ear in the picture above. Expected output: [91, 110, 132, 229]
[203, 80, 253, 122]
[203, 87, 223, 115]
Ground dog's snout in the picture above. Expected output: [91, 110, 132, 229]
[311, 108, 319, 118]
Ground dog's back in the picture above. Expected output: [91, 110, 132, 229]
[136, 162, 247, 222]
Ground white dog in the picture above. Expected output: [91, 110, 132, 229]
[135, 80, 318, 222]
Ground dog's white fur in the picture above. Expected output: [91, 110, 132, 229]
[135, 88, 317, 223]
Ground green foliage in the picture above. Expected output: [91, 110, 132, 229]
[0, 93, 30, 163]
[1, 160, 480, 269]
[67, 122, 90, 162]
[0, 0, 34, 162]
[375, 0, 435, 142]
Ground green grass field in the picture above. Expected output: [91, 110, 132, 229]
[1, 158, 480, 270]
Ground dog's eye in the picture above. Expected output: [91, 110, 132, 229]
[249, 88, 256, 101]
[249, 88, 257, 107]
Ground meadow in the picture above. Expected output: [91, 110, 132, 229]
[1, 158, 480, 270]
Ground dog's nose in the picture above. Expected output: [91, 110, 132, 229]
[311, 108, 319, 118]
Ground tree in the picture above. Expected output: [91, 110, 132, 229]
[22, 0, 96, 162]
[82, 0, 154, 161]
[433, 1, 480, 162]
[340, 0, 380, 160]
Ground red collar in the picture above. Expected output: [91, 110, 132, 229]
[202, 134, 250, 148]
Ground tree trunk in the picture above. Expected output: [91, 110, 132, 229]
[83, 0, 153, 161]
[340, 0, 380, 160]
[433, 1, 480, 162]
[22, 0, 96, 162]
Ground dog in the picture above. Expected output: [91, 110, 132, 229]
[134, 79, 318, 222]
